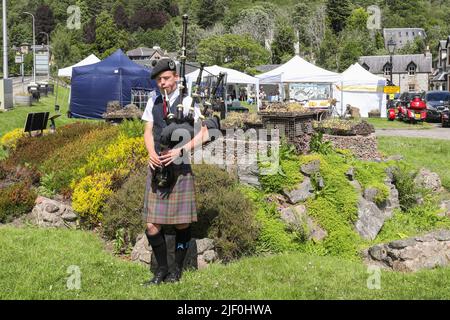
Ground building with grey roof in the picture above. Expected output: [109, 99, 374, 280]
[430, 39, 449, 91]
[359, 50, 432, 93]
[383, 28, 426, 50]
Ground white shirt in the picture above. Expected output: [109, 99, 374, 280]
[142, 90, 202, 122]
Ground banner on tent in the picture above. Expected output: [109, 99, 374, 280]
[288, 83, 331, 102]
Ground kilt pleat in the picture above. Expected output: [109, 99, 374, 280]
[143, 164, 197, 225]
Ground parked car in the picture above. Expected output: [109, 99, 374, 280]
[396, 92, 422, 109]
[422, 91, 450, 122]
[441, 107, 450, 127]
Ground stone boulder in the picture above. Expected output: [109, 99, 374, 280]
[439, 200, 450, 217]
[364, 230, 450, 272]
[279, 205, 327, 241]
[300, 160, 320, 176]
[414, 168, 442, 192]
[29, 196, 78, 228]
[283, 177, 315, 204]
[131, 234, 218, 271]
[354, 196, 387, 240]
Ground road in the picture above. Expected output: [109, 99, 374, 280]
[11, 76, 49, 94]
[376, 124, 450, 140]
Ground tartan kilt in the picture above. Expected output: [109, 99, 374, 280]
[143, 164, 197, 225]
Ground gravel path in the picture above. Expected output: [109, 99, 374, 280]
[376, 124, 450, 140]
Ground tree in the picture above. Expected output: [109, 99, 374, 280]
[271, 23, 296, 64]
[197, 34, 270, 72]
[94, 11, 130, 59]
[35, 5, 55, 44]
[130, 7, 169, 31]
[113, 4, 129, 30]
[346, 8, 369, 32]
[231, 6, 274, 45]
[197, 0, 225, 29]
[326, 0, 352, 34]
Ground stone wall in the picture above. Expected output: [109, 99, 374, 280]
[323, 133, 381, 160]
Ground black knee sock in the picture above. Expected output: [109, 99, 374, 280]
[146, 229, 168, 271]
[175, 226, 191, 270]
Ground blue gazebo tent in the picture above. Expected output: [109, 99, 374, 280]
[69, 49, 157, 119]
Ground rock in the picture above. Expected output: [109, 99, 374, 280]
[280, 207, 301, 230]
[279, 205, 327, 241]
[386, 155, 404, 162]
[196, 238, 215, 254]
[131, 235, 219, 271]
[363, 187, 379, 203]
[30, 197, 78, 228]
[131, 234, 152, 265]
[414, 168, 442, 192]
[349, 180, 362, 193]
[300, 160, 320, 176]
[388, 238, 417, 249]
[365, 230, 450, 272]
[439, 200, 450, 217]
[322, 134, 381, 161]
[237, 162, 260, 187]
[317, 176, 325, 190]
[197, 255, 208, 270]
[202, 250, 218, 263]
[345, 167, 355, 181]
[283, 177, 315, 204]
[384, 166, 396, 184]
[354, 197, 387, 240]
[379, 182, 400, 219]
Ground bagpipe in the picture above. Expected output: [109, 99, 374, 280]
[154, 14, 223, 188]
[160, 14, 222, 149]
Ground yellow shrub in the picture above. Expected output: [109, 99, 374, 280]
[0, 128, 26, 151]
[76, 134, 147, 182]
[71, 173, 113, 223]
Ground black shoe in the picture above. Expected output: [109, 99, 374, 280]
[143, 268, 168, 286]
[164, 267, 183, 283]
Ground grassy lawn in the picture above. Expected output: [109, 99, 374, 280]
[378, 136, 450, 190]
[365, 118, 433, 130]
[1, 226, 450, 300]
[0, 85, 84, 138]
[0, 85, 97, 160]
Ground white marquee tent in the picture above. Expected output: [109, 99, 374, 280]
[334, 63, 387, 118]
[57, 54, 101, 78]
[256, 55, 342, 84]
[186, 65, 260, 108]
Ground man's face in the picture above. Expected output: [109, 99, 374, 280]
[156, 71, 179, 95]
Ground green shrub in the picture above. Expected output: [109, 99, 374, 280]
[119, 119, 145, 138]
[0, 181, 36, 223]
[376, 197, 450, 243]
[40, 125, 120, 194]
[71, 173, 114, 224]
[391, 164, 423, 211]
[4, 122, 100, 169]
[300, 153, 361, 260]
[309, 132, 333, 155]
[193, 164, 260, 262]
[102, 166, 147, 250]
[353, 161, 389, 206]
[259, 143, 303, 193]
[240, 186, 300, 254]
[37, 172, 57, 198]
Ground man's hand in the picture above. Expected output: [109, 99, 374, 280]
[159, 147, 183, 166]
[148, 150, 162, 170]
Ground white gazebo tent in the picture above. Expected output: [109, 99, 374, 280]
[334, 63, 387, 118]
[186, 65, 260, 110]
[257, 55, 342, 84]
[256, 55, 342, 112]
[57, 54, 101, 78]
[56, 54, 101, 107]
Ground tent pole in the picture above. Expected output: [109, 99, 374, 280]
[340, 80, 344, 118]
